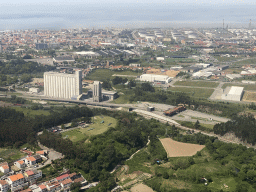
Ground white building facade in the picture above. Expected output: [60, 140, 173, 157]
[139, 74, 172, 84]
[44, 71, 82, 99]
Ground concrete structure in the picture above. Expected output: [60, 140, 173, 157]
[44, 71, 82, 99]
[24, 170, 42, 184]
[221, 86, 244, 101]
[53, 56, 75, 65]
[7, 173, 25, 188]
[139, 74, 172, 84]
[29, 88, 40, 93]
[35, 43, 48, 50]
[102, 90, 118, 101]
[93, 81, 102, 102]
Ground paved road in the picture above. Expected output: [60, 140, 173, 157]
[37, 142, 64, 168]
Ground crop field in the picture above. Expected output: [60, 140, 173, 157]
[130, 183, 154, 192]
[242, 91, 256, 102]
[174, 80, 219, 88]
[168, 87, 214, 98]
[62, 116, 117, 142]
[11, 107, 50, 116]
[160, 138, 205, 157]
[85, 69, 141, 81]
[222, 83, 256, 91]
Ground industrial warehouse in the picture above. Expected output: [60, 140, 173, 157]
[221, 86, 244, 101]
[139, 74, 172, 84]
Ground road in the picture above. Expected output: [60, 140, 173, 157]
[133, 109, 255, 149]
[37, 142, 64, 169]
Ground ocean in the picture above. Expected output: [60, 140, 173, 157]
[0, 3, 255, 30]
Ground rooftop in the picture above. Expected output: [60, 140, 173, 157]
[0, 180, 8, 185]
[56, 174, 69, 181]
[228, 86, 244, 96]
[9, 173, 24, 182]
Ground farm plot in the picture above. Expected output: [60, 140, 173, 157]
[130, 183, 154, 192]
[160, 138, 205, 157]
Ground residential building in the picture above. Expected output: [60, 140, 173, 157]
[0, 180, 10, 192]
[56, 174, 70, 182]
[0, 162, 9, 174]
[25, 157, 37, 166]
[24, 170, 42, 184]
[60, 179, 73, 191]
[38, 185, 47, 192]
[44, 71, 82, 100]
[46, 181, 61, 192]
[8, 173, 25, 187]
[14, 160, 25, 169]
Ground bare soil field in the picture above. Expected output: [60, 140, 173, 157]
[242, 91, 256, 102]
[160, 138, 205, 157]
[130, 183, 154, 192]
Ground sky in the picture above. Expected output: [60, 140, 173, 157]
[0, 0, 255, 5]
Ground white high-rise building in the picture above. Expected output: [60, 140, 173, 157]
[44, 71, 82, 99]
[93, 81, 102, 102]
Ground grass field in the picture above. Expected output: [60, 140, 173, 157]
[222, 83, 256, 91]
[242, 91, 256, 102]
[62, 116, 117, 142]
[160, 138, 205, 157]
[0, 148, 25, 162]
[85, 69, 141, 81]
[168, 87, 214, 98]
[11, 107, 50, 116]
[174, 80, 219, 88]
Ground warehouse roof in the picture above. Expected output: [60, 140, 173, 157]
[228, 86, 244, 96]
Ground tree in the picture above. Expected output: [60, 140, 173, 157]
[194, 120, 200, 129]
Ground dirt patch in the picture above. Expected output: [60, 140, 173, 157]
[242, 91, 256, 102]
[160, 138, 205, 157]
[130, 183, 154, 192]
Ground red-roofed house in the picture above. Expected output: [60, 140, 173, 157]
[60, 179, 73, 191]
[25, 156, 36, 166]
[0, 180, 9, 192]
[46, 181, 61, 192]
[38, 184, 47, 192]
[0, 162, 9, 174]
[24, 170, 42, 184]
[56, 174, 70, 182]
[14, 160, 25, 169]
[7, 173, 25, 189]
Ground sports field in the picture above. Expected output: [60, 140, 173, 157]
[62, 116, 117, 142]
[160, 138, 205, 157]
[174, 80, 219, 88]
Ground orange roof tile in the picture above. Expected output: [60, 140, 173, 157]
[36, 151, 44, 155]
[18, 160, 24, 164]
[26, 156, 36, 162]
[61, 179, 73, 185]
[0, 180, 8, 185]
[9, 173, 24, 182]
[2, 165, 9, 170]
[38, 185, 46, 189]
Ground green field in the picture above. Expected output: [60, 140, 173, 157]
[174, 81, 219, 88]
[0, 148, 25, 162]
[85, 69, 141, 81]
[222, 83, 256, 91]
[11, 107, 51, 116]
[168, 87, 214, 98]
[62, 115, 117, 142]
